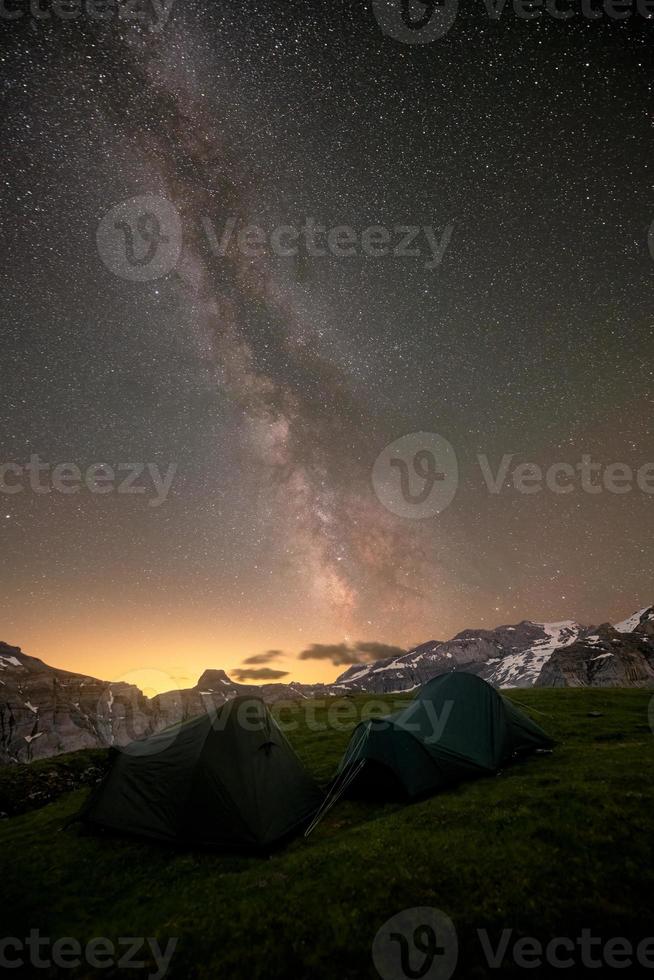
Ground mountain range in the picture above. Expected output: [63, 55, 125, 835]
[1, 604, 652, 763]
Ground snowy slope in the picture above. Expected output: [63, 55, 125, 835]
[614, 607, 654, 634]
[336, 609, 653, 692]
[485, 621, 582, 687]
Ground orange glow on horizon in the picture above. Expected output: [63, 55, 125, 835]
[2, 607, 378, 694]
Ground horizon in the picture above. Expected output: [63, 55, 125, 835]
[5, 597, 651, 695]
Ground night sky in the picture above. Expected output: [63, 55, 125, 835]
[1, 1, 652, 692]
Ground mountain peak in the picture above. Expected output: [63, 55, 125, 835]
[195, 669, 235, 691]
[0, 642, 23, 668]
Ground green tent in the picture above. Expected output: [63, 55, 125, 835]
[81, 697, 322, 849]
[335, 672, 553, 800]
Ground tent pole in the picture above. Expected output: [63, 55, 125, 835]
[303, 759, 366, 839]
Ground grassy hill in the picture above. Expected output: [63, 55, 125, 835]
[1, 688, 653, 978]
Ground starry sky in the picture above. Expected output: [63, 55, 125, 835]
[1, 1, 652, 693]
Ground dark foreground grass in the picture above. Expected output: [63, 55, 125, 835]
[1, 688, 653, 978]
[0, 748, 109, 817]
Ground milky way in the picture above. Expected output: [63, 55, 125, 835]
[1, 1, 652, 686]
[108, 27, 449, 632]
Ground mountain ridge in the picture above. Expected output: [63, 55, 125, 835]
[1, 604, 652, 763]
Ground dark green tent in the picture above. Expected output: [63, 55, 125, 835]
[81, 697, 322, 849]
[335, 672, 553, 800]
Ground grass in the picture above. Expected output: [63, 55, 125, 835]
[0, 688, 653, 978]
[0, 747, 109, 817]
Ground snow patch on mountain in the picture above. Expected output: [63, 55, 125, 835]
[484, 621, 583, 687]
[614, 607, 654, 633]
[335, 613, 654, 693]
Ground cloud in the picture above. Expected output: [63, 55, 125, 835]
[298, 643, 355, 665]
[232, 667, 290, 682]
[355, 642, 408, 661]
[241, 650, 285, 665]
[298, 641, 406, 666]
